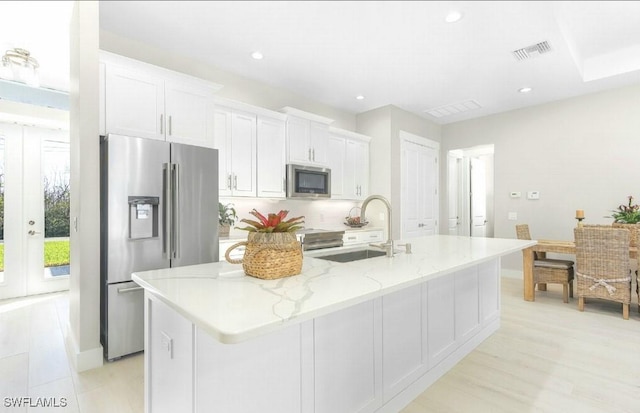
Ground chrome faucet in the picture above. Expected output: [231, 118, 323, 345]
[360, 195, 394, 257]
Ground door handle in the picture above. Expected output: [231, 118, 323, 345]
[117, 286, 144, 294]
[28, 230, 42, 235]
[172, 163, 180, 259]
[163, 163, 171, 258]
[233, 174, 238, 190]
[169, 115, 173, 136]
[227, 174, 232, 190]
[308, 148, 312, 161]
[312, 148, 315, 161]
[160, 114, 164, 134]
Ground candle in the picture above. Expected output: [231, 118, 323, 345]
[576, 209, 585, 219]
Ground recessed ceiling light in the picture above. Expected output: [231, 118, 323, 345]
[445, 11, 463, 23]
[251, 51, 263, 60]
[519, 87, 532, 93]
[355, 95, 365, 100]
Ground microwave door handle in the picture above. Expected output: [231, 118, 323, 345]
[162, 163, 171, 259]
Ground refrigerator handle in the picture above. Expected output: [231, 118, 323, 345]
[172, 163, 180, 259]
[162, 163, 171, 259]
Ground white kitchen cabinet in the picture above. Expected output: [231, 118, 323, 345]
[382, 284, 428, 402]
[213, 107, 257, 197]
[256, 115, 287, 198]
[101, 51, 220, 147]
[314, 299, 382, 413]
[328, 128, 371, 200]
[146, 294, 193, 413]
[282, 107, 333, 167]
[426, 275, 456, 367]
[342, 229, 384, 246]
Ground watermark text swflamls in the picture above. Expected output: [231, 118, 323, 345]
[4, 397, 68, 408]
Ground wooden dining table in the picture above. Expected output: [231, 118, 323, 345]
[522, 239, 637, 301]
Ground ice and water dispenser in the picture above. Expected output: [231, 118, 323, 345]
[128, 196, 159, 239]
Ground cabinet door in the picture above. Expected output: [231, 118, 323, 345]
[286, 116, 311, 164]
[213, 108, 233, 197]
[165, 80, 215, 148]
[309, 121, 328, 165]
[105, 63, 165, 141]
[326, 135, 346, 199]
[147, 295, 193, 413]
[479, 259, 500, 324]
[351, 139, 369, 199]
[230, 111, 257, 197]
[454, 266, 481, 342]
[257, 116, 286, 198]
[382, 284, 427, 401]
[314, 300, 381, 413]
[426, 275, 456, 367]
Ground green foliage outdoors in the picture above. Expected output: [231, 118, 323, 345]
[0, 240, 70, 272]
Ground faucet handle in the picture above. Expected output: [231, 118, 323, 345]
[398, 243, 412, 254]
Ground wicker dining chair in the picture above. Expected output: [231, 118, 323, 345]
[574, 226, 632, 319]
[515, 224, 575, 303]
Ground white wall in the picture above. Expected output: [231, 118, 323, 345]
[440, 82, 640, 270]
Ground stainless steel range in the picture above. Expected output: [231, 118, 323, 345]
[296, 228, 345, 251]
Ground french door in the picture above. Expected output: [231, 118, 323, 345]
[0, 123, 70, 300]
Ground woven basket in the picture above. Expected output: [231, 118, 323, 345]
[225, 232, 303, 280]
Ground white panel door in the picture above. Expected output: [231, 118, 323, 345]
[470, 157, 487, 237]
[447, 154, 461, 235]
[479, 259, 500, 324]
[230, 112, 257, 197]
[286, 116, 311, 164]
[345, 139, 369, 200]
[454, 266, 481, 342]
[426, 275, 456, 367]
[309, 121, 328, 165]
[401, 135, 439, 238]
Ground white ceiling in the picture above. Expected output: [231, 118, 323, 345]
[3, 1, 640, 124]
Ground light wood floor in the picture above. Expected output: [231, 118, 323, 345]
[1, 276, 638, 413]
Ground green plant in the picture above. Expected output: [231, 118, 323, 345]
[237, 209, 304, 233]
[218, 202, 237, 226]
[610, 196, 640, 223]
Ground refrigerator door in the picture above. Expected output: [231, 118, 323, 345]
[170, 143, 219, 267]
[106, 281, 145, 360]
[103, 134, 171, 283]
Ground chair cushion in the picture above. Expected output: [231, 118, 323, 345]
[534, 259, 574, 269]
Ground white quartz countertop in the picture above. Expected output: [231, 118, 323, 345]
[132, 235, 535, 344]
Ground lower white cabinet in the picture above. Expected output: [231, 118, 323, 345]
[144, 259, 501, 413]
[314, 300, 381, 413]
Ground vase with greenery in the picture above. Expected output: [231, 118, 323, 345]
[610, 196, 640, 224]
[218, 202, 237, 238]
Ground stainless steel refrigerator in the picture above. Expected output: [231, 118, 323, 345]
[100, 134, 218, 361]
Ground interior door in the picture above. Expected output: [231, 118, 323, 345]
[0, 123, 70, 300]
[470, 157, 487, 237]
[401, 135, 439, 239]
[447, 153, 461, 235]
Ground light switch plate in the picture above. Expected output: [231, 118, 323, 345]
[510, 191, 521, 198]
[527, 191, 540, 200]
[508, 212, 517, 220]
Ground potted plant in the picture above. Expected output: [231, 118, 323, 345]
[218, 202, 237, 238]
[225, 209, 305, 279]
[609, 196, 640, 247]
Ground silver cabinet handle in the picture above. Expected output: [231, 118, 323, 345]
[308, 148, 312, 161]
[227, 174, 232, 190]
[117, 286, 144, 294]
[160, 114, 164, 134]
[28, 230, 42, 235]
[169, 115, 172, 136]
[283, 177, 286, 192]
[233, 174, 238, 190]
[312, 148, 315, 161]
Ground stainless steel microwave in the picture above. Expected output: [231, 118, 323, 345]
[286, 164, 331, 198]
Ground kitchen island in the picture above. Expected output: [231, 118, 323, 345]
[133, 235, 535, 413]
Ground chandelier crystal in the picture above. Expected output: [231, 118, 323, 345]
[1, 48, 40, 88]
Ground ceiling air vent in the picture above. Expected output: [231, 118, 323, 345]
[512, 41, 552, 61]
[424, 100, 481, 118]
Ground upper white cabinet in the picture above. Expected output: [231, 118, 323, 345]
[100, 51, 221, 148]
[256, 115, 287, 198]
[327, 128, 371, 200]
[213, 106, 257, 197]
[281, 107, 333, 166]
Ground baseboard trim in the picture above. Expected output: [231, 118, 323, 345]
[500, 268, 522, 279]
[64, 321, 104, 372]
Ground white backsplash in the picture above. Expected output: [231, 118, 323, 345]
[219, 197, 365, 238]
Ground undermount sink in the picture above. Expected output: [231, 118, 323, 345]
[315, 249, 387, 263]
